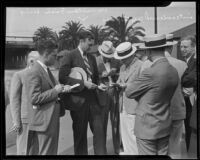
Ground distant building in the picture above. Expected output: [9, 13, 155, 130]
[170, 23, 196, 60]
[5, 36, 35, 69]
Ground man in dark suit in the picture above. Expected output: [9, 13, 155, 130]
[25, 40, 70, 155]
[59, 31, 106, 155]
[125, 34, 179, 155]
[180, 35, 196, 151]
[96, 41, 121, 154]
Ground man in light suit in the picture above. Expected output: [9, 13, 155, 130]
[25, 40, 69, 155]
[59, 31, 106, 155]
[114, 42, 143, 155]
[10, 51, 39, 155]
[125, 34, 179, 155]
[96, 41, 121, 154]
[164, 34, 188, 158]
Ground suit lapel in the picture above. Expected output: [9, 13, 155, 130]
[187, 55, 194, 67]
[75, 48, 87, 72]
[124, 58, 138, 82]
[35, 62, 54, 88]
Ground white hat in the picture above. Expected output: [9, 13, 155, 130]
[166, 34, 178, 46]
[114, 42, 137, 60]
[98, 41, 115, 58]
[69, 67, 87, 92]
[139, 34, 174, 49]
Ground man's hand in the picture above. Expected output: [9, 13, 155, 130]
[62, 85, 71, 93]
[102, 71, 109, 78]
[98, 83, 108, 91]
[54, 84, 64, 93]
[108, 68, 117, 76]
[84, 81, 97, 89]
[10, 123, 23, 135]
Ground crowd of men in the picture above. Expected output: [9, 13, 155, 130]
[6, 30, 197, 157]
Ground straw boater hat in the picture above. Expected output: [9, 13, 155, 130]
[98, 41, 115, 58]
[139, 34, 175, 49]
[69, 67, 87, 92]
[166, 34, 178, 46]
[114, 42, 137, 60]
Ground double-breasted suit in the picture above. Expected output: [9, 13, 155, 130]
[125, 58, 179, 155]
[25, 61, 61, 155]
[59, 48, 105, 155]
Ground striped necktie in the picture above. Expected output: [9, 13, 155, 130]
[83, 52, 92, 81]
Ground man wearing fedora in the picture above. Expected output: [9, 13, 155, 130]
[96, 41, 121, 154]
[164, 34, 188, 158]
[125, 34, 179, 155]
[114, 42, 144, 155]
[59, 30, 106, 155]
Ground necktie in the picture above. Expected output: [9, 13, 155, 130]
[47, 67, 56, 86]
[83, 52, 92, 81]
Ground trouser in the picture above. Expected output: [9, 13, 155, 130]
[168, 119, 184, 159]
[16, 123, 28, 155]
[184, 97, 192, 151]
[136, 135, 170, 155]
[70, 101, 106, 155]
[101, 87, 121, 154]
[26, 106, 60, 155]
[120, 112, 138, 155]
[188, 129, 197, 158]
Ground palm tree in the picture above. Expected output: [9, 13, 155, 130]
[88, 25, 106, 45]
[105, 14, 145, 45]
[59, 21, 85, 50]
[33, 26, 58, 44]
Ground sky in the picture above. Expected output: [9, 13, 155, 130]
[6, 2, 196, 37]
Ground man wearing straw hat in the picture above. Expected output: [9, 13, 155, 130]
[114, 42, 143, 155]
[96, 41, 121, 154]
[164, 34, 187, 158]
[10, 50, 40, 155]
[125, 34, 179, 155]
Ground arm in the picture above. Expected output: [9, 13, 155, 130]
[125, 68, 153, 100]
[10, 73, 22, 126]
[27, 71, 59, 106]
[59, 52, 84, 87]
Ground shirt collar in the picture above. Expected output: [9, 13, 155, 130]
[186, 54, 193, 63]
[78, 46, 84, 57]
[37, 60, 48, 73]
[152, 57, 166, 65]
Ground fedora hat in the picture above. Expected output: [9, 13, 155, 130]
[69, 67, 87, 92]
[114, 42, 137, 60]
[139, 34, 173, 49]
[165, 34, 178, 46]
[98, 41, 115, 58]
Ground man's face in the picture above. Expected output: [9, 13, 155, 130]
[45, 49, 58, 66]
[82, 38, 94, 52]
[180, 40, 195, 58]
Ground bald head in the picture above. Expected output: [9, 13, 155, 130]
[27, 51, 40, 67]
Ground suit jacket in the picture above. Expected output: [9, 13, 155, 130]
[95, 55, 120, 106]
[125, 58, 179, 139]
[117, 57, 143, 114]
[166, 54, 187, 120]
[10, 68, 30, 125]
[25, 62, 60, 132]
[182, 54, 196, 90]
[59, 48, 99, 111]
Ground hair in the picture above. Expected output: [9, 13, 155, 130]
[78, 30, 94, 41]
[35, 39, 58, 55]
[181, 35, 196, 47]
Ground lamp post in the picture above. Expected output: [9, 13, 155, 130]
[154, 7, 158, 34]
